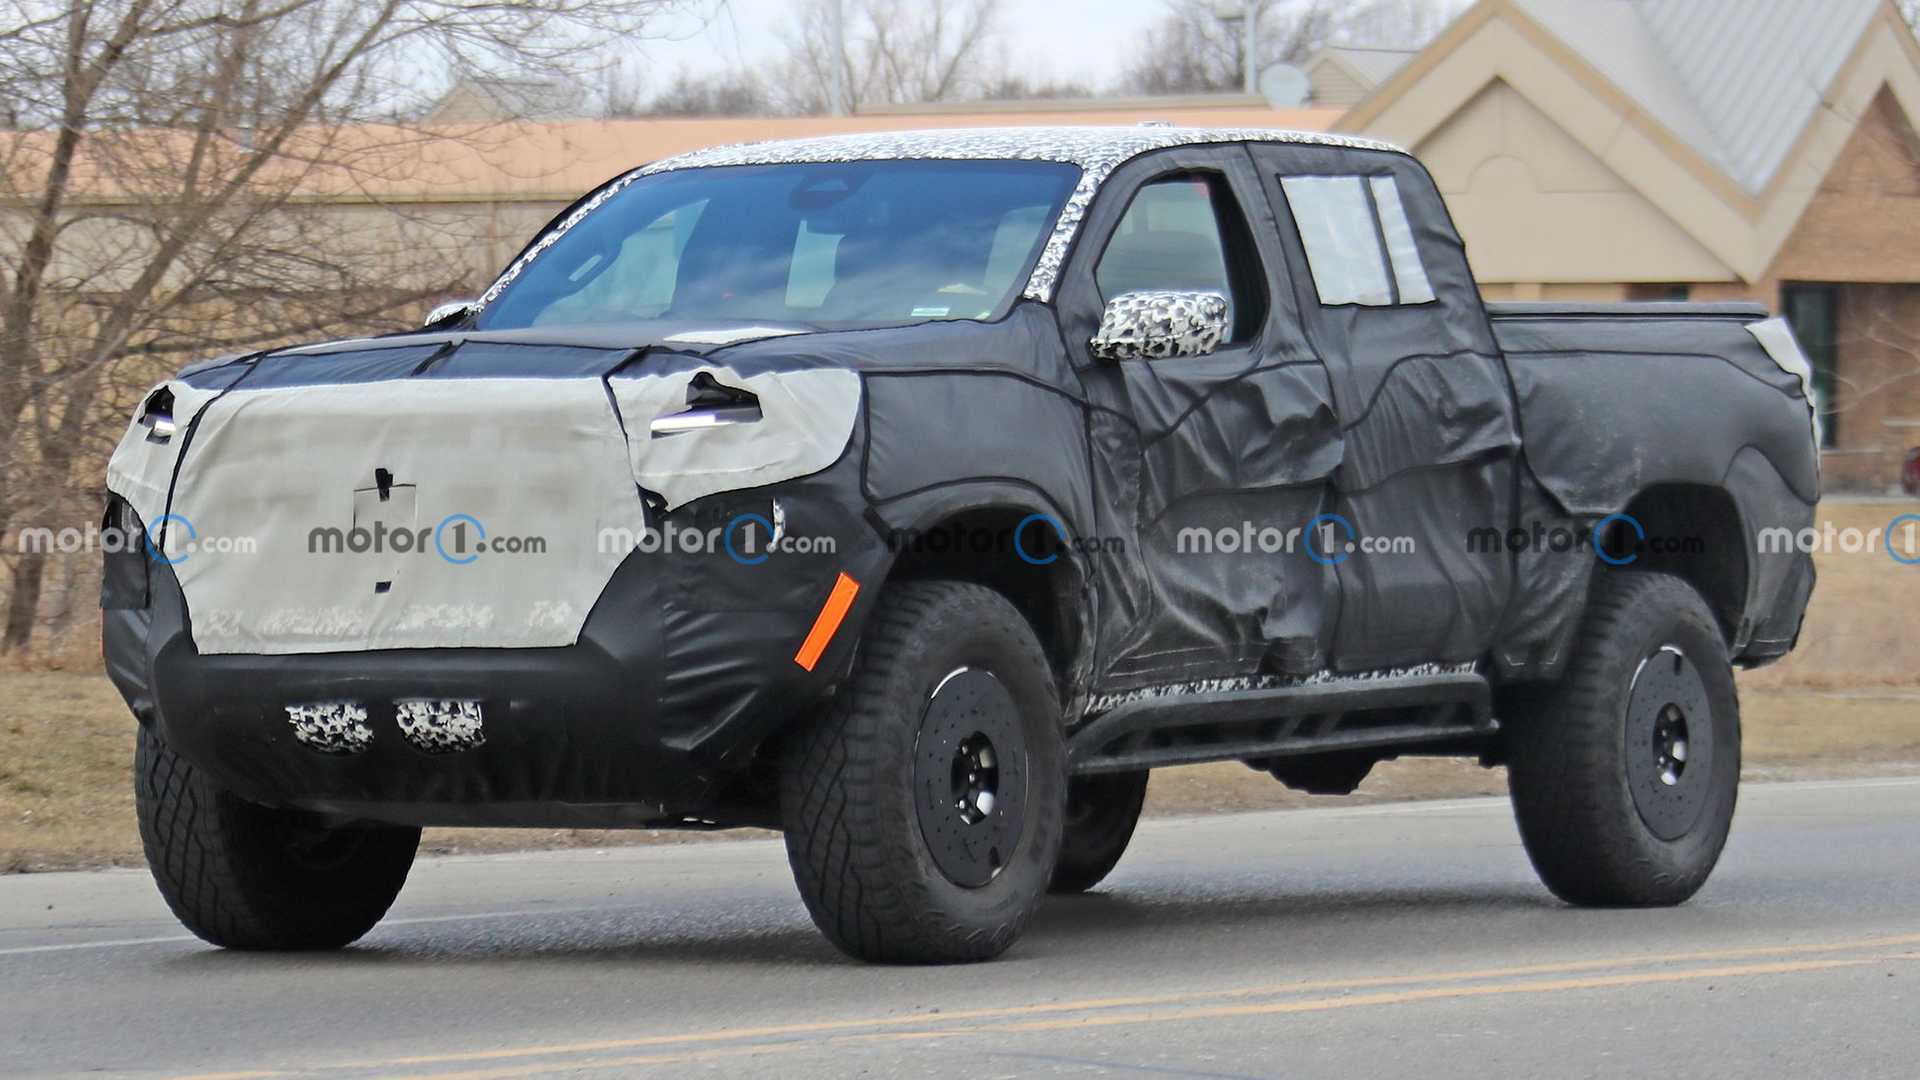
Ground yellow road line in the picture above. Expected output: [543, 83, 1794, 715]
[174, 930, 1919, 1080]
[330, 930, 1920, 1074]
[391, 954, 1897, 1080]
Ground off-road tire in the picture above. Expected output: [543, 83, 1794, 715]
[779, 580, 1067, 963]
[1506, 572, 1741, 907]
[135, 725, 420, 949]
[1049, 771, 1149, 894]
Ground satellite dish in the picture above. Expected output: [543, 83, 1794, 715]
[1259, 63, 1311, 108]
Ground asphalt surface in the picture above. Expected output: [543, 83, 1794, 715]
[3, 777, 1918, 1079]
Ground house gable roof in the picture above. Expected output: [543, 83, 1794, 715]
[1342, 0, 1920, 281]
[1310, 47, 1417, 88]
[1515, 0, 1880, 195]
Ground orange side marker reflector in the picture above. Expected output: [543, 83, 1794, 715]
[793, 572, 861, 671]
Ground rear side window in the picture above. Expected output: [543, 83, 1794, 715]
[1280, 175, 1435, 307]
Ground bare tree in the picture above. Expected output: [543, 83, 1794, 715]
[1117, 0, 1454, 96]
[601, 59, 649, 119]
[976, 75, 1095, 102]
[0, 0, 684, 653]
[769, 0, 1002, 114]
[647, 69, 773, 116]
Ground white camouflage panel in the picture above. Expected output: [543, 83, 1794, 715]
[1089, 290, 1230, 361]
[1084, 661, 1481, 717]
[116, 377, 650, 655]
[285, 702, 374, 755]
[613, 365, 862, 511]
[395, 699, 487, 755]
[103, 365, 862, 654]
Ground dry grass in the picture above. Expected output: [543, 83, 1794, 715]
[0, 672, 776, 872]
[4, 498, 1917, 873]
[0, 672, 138, 873]
[3, 672, 1913, 873]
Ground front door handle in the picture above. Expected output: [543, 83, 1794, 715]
[649, 403, 762, 436]
[138, 388, 177, 443]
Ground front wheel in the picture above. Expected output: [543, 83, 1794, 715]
[135, 725, 420, 949]
[779, 581, 1067, 963]
[1506, 572, 1741, 907]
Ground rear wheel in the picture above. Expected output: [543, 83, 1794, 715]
[135, 725, 419, 949]
[779, 581, 1066, 963]
[1049, 771, 1149, 894]
[1506, 572, 1740, 907]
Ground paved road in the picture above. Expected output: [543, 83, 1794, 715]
[4, 777, 1918, 1079]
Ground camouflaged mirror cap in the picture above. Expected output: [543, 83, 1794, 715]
[1091, 290, 1230, 361]
[473, 126, 1407, 310]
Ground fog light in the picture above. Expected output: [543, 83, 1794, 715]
[285, 702, 373, 755]
[396, 699, 485, 754]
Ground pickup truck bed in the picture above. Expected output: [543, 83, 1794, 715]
[1488, 300, 1818, 663]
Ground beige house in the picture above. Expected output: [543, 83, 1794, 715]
[1303, 46, 1416, 106]
[1341, 0, 1920, 491]
[29, 3, 1920, 490]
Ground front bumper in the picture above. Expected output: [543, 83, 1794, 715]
[104, 495, 884, 828]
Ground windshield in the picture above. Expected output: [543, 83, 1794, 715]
[475, 160, 1080, 331]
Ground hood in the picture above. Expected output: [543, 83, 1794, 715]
[280, 318, 826, 361]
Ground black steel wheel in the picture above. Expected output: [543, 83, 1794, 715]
[914, 668, 1031, 889]
[1624, 645, 1718, 841]
[1507, 572, 1741, 907]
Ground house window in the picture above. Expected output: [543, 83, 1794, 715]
[1781, 284, 1840, 449]
[1279, 175, 1436, 307]
[1627, 283, 1691, 301]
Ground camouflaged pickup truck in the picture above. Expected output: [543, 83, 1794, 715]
[106, 127, 1818, 963]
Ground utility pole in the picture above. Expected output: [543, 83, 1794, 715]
[827, 0, 849, 115]
[1243, 0, 1260, 95]
[1216, 1, 1262, 95]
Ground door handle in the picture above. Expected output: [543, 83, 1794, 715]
[650, 373, 763, 437]
[138, 389, 177, 443]
[649, 402, 762, 436]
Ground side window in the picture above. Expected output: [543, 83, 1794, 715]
[1280, 175, 1436, 307]
[1096, 174, 1265, 341]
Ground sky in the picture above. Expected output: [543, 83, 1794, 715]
[633, 0, 1281, 93]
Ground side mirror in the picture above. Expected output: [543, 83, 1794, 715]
[1089, 290, 1229, 361]
[423, 299, 476, 327]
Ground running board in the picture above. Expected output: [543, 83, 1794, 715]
[1068, 671, 1495, 775]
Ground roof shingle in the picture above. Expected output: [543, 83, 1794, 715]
[1513, 0, 1884, 194]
